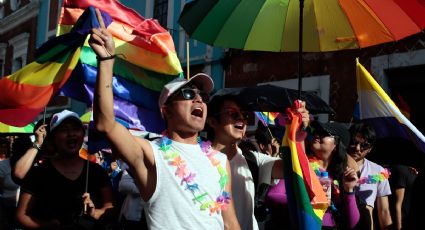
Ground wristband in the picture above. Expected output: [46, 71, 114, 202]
[32, 142, 41, 151]
[96, 55, 116, 61]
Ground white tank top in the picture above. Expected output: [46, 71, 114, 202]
[144, 138, 228, 230]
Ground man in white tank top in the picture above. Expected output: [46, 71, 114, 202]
[89, 8, 240, 230]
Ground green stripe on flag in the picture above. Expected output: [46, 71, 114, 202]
[79, 47, 179, 92]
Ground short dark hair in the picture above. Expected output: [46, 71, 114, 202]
[349, 122, 376, 145]
[205, 95, 244, 140]
[255, 122, 273, 145]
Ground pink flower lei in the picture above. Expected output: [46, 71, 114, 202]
[159, 136, 230, 215]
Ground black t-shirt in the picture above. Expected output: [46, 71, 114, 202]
[21, 160, 111, 226]
[388, 165, 417, 226]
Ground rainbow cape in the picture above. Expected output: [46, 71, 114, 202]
[282, 101, 329, 229]
[355, 59, 425, 152]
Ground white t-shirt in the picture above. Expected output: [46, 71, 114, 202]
[356, 158, 391, 208]
[230, 148, 278, 230]
[144, 139, 228, 230]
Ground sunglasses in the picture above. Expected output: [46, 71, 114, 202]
[173, 88, 209, 103]
[349, 141, 371, 151]
[220, 109, 250, 121]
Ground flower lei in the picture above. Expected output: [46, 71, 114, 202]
[159, 136, 230, 215]
[358, 168, 390, 184]
[309, 157, 390, 185]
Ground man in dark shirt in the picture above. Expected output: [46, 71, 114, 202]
[388, 165, 417, 230]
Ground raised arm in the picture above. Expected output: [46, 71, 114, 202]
[342, 167, 361, 229]
[14, 124, 46, 180]
[88, 8, 155, 200]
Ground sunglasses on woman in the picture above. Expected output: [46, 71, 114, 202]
[172, 88, 209, 103]
[220, 109, 250, 121]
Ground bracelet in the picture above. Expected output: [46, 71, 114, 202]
[96, 55, 116, 61]
[32, 142, 41, 151]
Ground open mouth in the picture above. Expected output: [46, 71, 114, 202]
[191, 107, 203, 118]
[234, 122, 245, 130]
[66, 139, 79, 148]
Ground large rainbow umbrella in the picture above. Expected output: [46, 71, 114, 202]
[179, 0, 425, 94]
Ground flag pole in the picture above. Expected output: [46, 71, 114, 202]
[43, 107, 47, 124]
[84, 151, 90, 213]
[186, 35, 190, 80]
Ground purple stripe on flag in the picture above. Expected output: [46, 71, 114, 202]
[81, 64, 160, 110]
[61, 71, 165, 133]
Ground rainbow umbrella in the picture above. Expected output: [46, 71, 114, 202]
[179, 0, 425, 52]
[0, 122, 34, 133]
[179, 0, 425, 95]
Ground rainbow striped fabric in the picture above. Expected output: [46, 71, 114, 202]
[58, 0, 182, 133]
[0, 8, 93, 127]
[0, 1, 182, 132]
[355, 59, 425, 152]
[282, 101, 328, 229]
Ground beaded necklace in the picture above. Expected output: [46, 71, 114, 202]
[159, 136, 230, 215]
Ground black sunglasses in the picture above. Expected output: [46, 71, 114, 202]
[349, 141, 371, 151]
[174, 88, 209, 103]
[219, 109, 250, 121]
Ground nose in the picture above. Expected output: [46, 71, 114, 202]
[193, 93, 203, 103]
[354, 143, 361, 151]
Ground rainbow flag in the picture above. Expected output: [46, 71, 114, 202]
[255, 112, 278, 126]
[282, 101, 328, 229]
[0, 11, 93, 126]
[58, 0, 183, 132]
[355, 58, 425, 152]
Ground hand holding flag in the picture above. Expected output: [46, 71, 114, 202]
[89, 8, 115, 60]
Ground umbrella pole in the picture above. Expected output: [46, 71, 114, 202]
[298, 0, 305, 99]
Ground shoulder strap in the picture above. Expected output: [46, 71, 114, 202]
[241, 150, 259, 190]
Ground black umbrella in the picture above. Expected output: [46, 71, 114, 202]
[211, 84, 334, 114]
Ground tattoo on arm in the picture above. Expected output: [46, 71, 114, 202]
[105, 84, 112, 88]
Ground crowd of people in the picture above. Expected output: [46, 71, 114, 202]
[0, 8, 424, 230]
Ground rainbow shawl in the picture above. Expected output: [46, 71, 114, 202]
[58, 0, 182, 133]
[282, 101, 329, 229]
[355, 59, 425, 152]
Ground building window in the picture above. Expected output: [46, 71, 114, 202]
[12, 57, 22, 73]
[0, 59, 3, 77]
[10, 0, 21, 11]
[0, 43, 6, 76]
[153, 0, 168, 28]
[0, 5, 4, 19]
[9, 33, 30, 73]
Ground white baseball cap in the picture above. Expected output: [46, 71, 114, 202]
[158, 73, 214, 108]
[50, 110, 83, 132]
